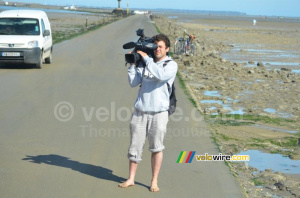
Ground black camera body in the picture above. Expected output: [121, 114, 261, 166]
[123, 29, 158, 66]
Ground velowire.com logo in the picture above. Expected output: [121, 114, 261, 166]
[176, 151, 250, 163]
[176, 151, 196, 163]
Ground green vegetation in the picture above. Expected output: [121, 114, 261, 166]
[248, 136, 298, 149]
[212, 119, 255, 126]
[268, 137, 298, 147]
[251, 138, 265, 143]
[247, 143, 268, 149]
[52, 17, 122, 44]
[251, 178, 266, 186]
[176, 72, 198, 108]
[154, 24, 161, 34]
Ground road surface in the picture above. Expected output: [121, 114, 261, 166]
[0, 15, 243, 198]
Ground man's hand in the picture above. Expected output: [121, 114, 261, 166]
[137, 50, 147, 57]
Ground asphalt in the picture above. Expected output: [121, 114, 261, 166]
[0, 15, 244, 198]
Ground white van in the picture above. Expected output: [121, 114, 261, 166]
[0, 10, 52, 69]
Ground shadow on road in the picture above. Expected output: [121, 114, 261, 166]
[22, 154, 148, 189]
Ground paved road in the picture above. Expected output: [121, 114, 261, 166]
[0, 15, 243, 198]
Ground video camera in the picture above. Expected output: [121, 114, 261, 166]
[123, 29, 157, 66]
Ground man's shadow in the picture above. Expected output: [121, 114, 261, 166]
[22, 154, 148, 188]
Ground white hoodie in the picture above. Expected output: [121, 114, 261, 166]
[128, 55, 178, 112]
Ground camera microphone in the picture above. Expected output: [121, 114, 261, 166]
[123, 42, 136, 49]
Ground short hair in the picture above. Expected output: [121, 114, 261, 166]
[153, 33, 170, 49]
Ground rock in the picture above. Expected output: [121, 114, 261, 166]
[274, 182, 286, 191]
[264, 192, 273, 198]
[266, 185, 277, 190]
[279, 105, 287, 110]
[248, 70, 255, 74]
[283, 78, 291, 83]
[217, 108, 228, 114]
[183, 60, 190, 66]
[172, 55, 180, 59]
[204, 108, 211, 114]
[220, 58, 227, 63]
[281, 68, 292, 72]
[233, 62, 242, 67]
[208, 50, 218, 58]
[270, 173, 286, 182]
[243, 162, 249, 170]
[257, 62, 265, 67]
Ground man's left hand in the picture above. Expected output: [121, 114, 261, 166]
[137, 50, 147, 57]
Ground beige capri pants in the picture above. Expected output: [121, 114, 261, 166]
[127, 109, 169, 163]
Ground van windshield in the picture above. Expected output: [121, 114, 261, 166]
[0, 18, 40, 35]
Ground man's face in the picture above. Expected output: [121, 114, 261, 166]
[154, 40, 169, 61]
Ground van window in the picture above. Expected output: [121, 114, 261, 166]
[0, 18, 40, 35]
[41, 19, 45, 34]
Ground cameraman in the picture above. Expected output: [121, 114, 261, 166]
[118, 34, 177, 192]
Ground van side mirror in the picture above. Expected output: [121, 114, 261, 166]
[43, 30, 50, 37]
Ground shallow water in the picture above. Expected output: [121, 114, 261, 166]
[204, 90, 221, 97]
[221, 44, 300, 70]
[253, 124, 299, 134]
[200, 99, 245, 115]
[236, 150, 300, 174]
[264, 108, 277, 114]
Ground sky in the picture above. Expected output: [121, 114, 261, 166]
[8, 0, 300, 17]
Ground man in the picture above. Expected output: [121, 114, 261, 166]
[118, 34, 177, 192]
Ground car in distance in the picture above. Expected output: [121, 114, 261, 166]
[0, 10, 53, 69]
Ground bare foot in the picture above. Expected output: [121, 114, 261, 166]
[118, 180, 135, 188]
[150, 181, 160, 192]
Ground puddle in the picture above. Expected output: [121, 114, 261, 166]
[253, 124, 299, 134]
[204, 90, 221, 97]
[292, 70, 300, 74]
[278, 112, 294, 118]
[241, 81, 254, 84]
[200, 100, 245, 115]
[223, 106, 245, 114]
[264, 62, 300, 66]
[201, 93, 291, 117]
[201, 100, 223, 105]
[236, 150, 300, 174]
[264, 108, 277, 114]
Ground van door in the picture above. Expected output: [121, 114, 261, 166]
[41, 18, 51, 58]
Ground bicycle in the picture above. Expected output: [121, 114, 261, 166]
[174, 30, 196, 55]
[174, 37, 185, 55]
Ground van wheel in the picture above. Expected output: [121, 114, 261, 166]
[45, 53, 52, 64]
[36, 53, 43, 69]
